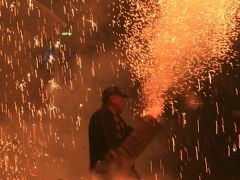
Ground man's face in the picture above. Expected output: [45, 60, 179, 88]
[109, 95, 126, 114]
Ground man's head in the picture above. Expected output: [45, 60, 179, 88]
[102, 86, 128, 114]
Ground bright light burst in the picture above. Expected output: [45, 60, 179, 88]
[115, 0, 240, 118]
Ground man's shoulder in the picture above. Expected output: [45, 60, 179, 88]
[90, 107, 112, 122]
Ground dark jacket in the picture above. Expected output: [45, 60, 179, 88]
[89, 106, 133, 170]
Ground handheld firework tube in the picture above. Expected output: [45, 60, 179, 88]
[95, 115, 162, 176]
[114, 115, 162, 161]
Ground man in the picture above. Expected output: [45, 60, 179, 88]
[89, 86, 139, 179]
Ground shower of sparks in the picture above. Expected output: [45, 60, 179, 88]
[114, 0, 240, 118]
[0, 0, 240, 179]
[0, 0, 103, 178]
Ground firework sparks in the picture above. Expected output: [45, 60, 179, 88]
[0, 0, 101, 178]
[114, 0, 240, 118]
[0, 0, 240, 179]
